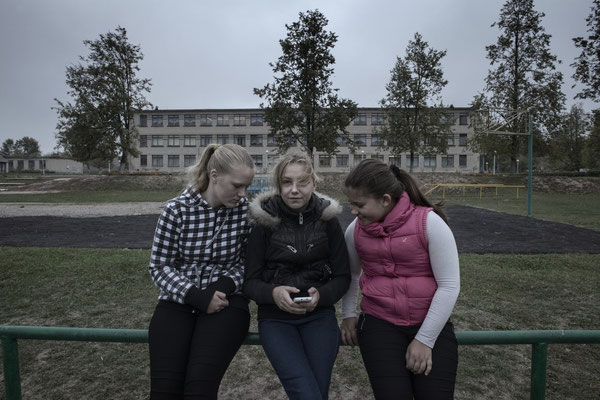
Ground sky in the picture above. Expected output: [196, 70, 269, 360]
[0, 0, 597, 154]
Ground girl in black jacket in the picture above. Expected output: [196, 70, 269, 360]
[243, 154, 350, 400]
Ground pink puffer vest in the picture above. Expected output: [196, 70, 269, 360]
[355, 192, 436, 326]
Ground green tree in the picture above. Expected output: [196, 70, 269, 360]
[583, 110, 600, 169]
[54, 26, 152, 170]
[1, 139, 15, 155]
[377, 32, 452, 172]
[14, 136, 41, 157]
[254, 10, 357, 160]
[470, 0, 565, 174]
[548, 104, 589, 171]
[572, 0, 600, 102]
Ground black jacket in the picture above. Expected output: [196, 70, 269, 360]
[243, 191, 350, 320]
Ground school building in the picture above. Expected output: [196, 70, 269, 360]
[131, 107, 480, 174]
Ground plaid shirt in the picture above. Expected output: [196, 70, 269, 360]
[149, 186, 250, 304]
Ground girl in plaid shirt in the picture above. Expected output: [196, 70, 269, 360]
[148, 143, 254, 399]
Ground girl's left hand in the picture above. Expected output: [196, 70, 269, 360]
[298, 287, 320, 312]
[405, 339, 432, 375]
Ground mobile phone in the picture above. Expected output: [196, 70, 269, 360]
[291, 291, 312, 303]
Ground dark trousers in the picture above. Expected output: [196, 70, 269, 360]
[259, 310, 340, 400]
[357, 313, 458, 400]
[148, 297, 250, 400]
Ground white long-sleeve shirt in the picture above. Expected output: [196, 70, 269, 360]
[341, 211, 460, 348]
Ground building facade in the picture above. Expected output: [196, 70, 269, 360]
[132, 107, 479, 174]
[1, 155, 85, 174]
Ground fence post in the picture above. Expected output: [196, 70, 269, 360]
[1, 336, 22, 400]
[530, 342, 548, 400]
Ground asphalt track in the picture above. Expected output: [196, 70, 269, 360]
[1, 205, 599, 254]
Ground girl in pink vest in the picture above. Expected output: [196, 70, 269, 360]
[340, 159, 460, 399]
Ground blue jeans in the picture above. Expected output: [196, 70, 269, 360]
[259, 310, 340, 400]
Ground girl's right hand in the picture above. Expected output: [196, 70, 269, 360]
[272, 286, 307, 314]
[206, 291, 229, 314]
[341, 317, 359, 346]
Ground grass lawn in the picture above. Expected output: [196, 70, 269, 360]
[0, 190, 179, 204]
[428, 191, 600, 231]
[0, 248, 598, 399]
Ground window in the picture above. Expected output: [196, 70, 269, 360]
[152, 115, 163, 127]
[184, 155, 196, 167]
[18, 160, 24, 170]
[217, 114, 229, 126]
[441, 155, 454, 168]
[28, 160, 35, 170]
[336, 154, 349, 167]
[406, 154, 419, 168]
[216, 135, 228, 145]
[199, 115, 212, 126]
[234, 135, 246, 146]
[250, 114, 263, 126]
[371, 135, 384, 146]
[267, 154, 279, 167]
[424, 155, 437, 167]
[184, 135, 196, 147]
[354, 113, 367, 125]
[140, 155, 147, 167]
[459, 155, 467, 168]
[152, 155, 163, 167]
[459, 114, 468, 125]
[251, 154, 263, 168]
[459, 134, 467, 146]
[447, 135, 455, 146]
[139, 135, 148, 147]
[354, 154, 366, 164]
[233, 114, 246, 126]
[354, 134, 367, 147]
[199, 135, 212, 146]
[372, 154, 384, 162]
[168, 135, 180, 147]
[139, 115, 147, 127]
[168, 115, 180, 127]
[168, 155, 180, 167]
[152, 135, 163, 147]
[39, 160, 46, 170]
[319, 155, 331, 167]
[184, 114, 196, 127]
[250, 135, 263, 147]
[336, 135, 348, 146]
[8, 160, 13, 171]
[267, 135, 277, 147]
[371, 113, 385, 125]
[389, 156, 401, 166]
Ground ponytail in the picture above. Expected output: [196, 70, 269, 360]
[345, 159, 448, 224]
[187, 144, 254, 191]
[389, 164, 448, 224]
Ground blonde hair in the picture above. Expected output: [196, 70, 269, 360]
[187, 144, 254, 191]
[271, 154, 320, 193]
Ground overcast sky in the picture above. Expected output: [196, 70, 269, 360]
[0, 0, 596, 154]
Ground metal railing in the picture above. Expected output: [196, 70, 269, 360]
[1, 325, 599, 400]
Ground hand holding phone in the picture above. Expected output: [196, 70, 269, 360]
[291, 291, 313, 303]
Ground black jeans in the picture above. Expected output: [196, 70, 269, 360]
[148, 296, 250, 399]
[357, 313, 458, 400]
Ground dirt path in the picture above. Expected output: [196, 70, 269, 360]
[1, 205, 599, 253]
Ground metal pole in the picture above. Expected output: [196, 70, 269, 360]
[530, 342, 548, 400]
[528, 114, 533, 217]
[1, 336, 22, 400]
[493, 151, 496, 175]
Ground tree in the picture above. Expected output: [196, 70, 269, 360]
[1, 139, 15, 155]
[583, 110, 600, 169]
[548, 104, 589, 171]
[572, 0, 600, 102]
[470, 0, 565, 174]
[377, 32, 452, 172]
[54, 26, 151, 170]
[254, 10, 357, 160]
[2, 137, 40, 156]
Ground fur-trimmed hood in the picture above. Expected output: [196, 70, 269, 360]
[249, 190, 341, 228]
